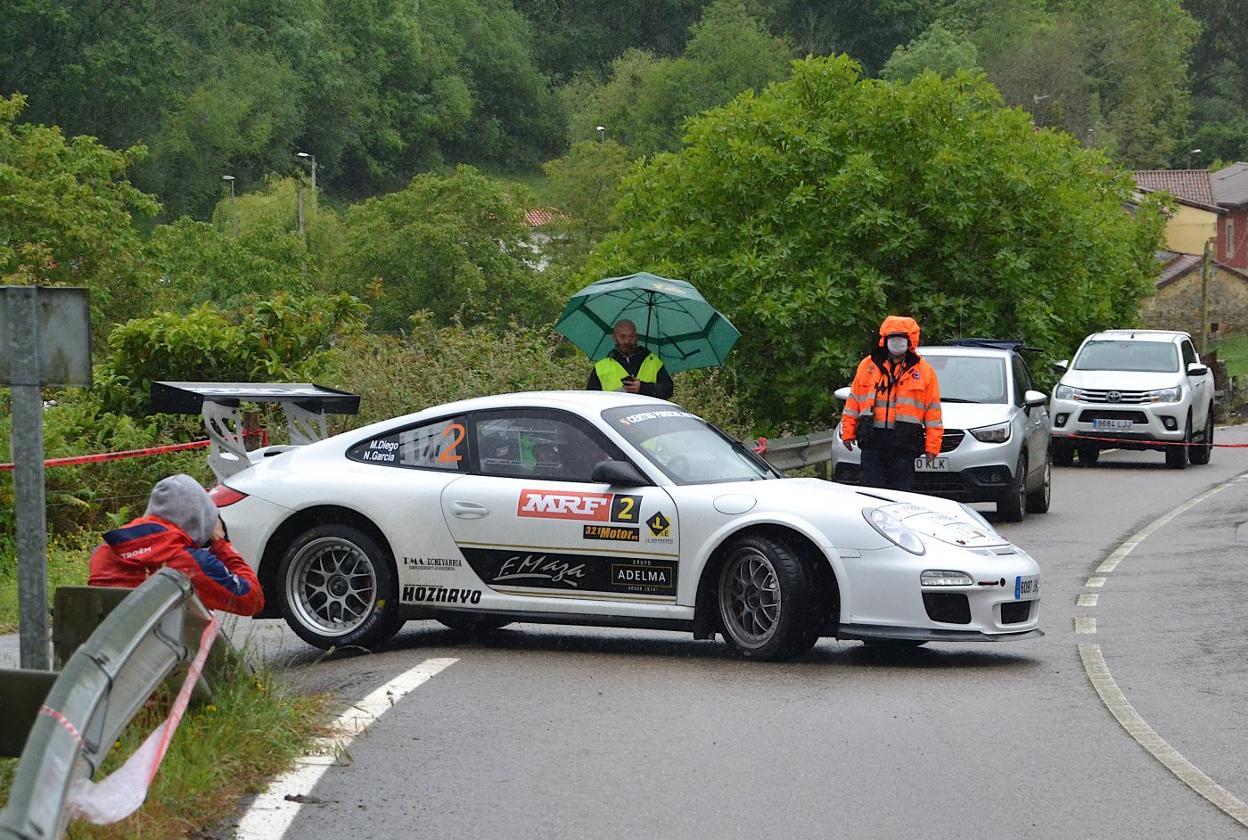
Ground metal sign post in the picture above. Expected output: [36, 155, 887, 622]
[1, 286, 91, 671]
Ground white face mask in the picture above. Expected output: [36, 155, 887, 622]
[886, 336, 909, 355]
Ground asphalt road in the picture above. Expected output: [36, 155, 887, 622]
[216, 426, 1248, 840]
[5, 430, 1246, 839]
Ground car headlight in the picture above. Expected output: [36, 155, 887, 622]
[921, 570, 973, 586]
[1054, 384, 1075, 401]
[863, 508, 926, 555]
[1149, 387, 1182, 403]
[969, 422, 1011, 443]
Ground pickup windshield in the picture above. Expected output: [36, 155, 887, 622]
[1074, 341, 1179, 373]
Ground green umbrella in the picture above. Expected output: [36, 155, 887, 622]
[554, 272, 741, 374]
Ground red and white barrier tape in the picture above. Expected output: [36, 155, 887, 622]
[1057, 433, 1248, 448]
[65, 616, 220, 825]
[0, 440, 210, 472]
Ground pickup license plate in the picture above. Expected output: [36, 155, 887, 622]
[914, 457, 949, 471]
[1014, 575, 1040, 599]
[1092, 418, 1133, 430]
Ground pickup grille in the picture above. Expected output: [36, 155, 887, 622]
[1078, 389, 1151, 404]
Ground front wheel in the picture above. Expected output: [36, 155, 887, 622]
[1078, 445, 1099, 467]
[278, 524, 403, 650]
[1051, 440, 1074, 467]
[1026, 457, 1051, 513]
[1165, 419, 1190, 470]
[997, 455, 1027, 522]
[716, 534, 822, 661]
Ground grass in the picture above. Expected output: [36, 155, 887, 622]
[1209, 330, 1248, 380]
[0, 532, 98, 634]
[1, 651, 330, 839]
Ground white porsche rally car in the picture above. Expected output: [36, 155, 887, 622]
[213, 391, 1042, 661]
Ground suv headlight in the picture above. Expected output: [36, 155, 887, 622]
[1054, 384, 1075, 401]
[863, 508, 926, 555]
[1149, 386, 1182, 403]
[969, 422, 1011, 443]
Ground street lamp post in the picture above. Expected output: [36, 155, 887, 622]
[1188, 148, 1202, 170]
[222, 175, 238, 239]
[297, 152, 317, 215]
[596, 125, 605, 144]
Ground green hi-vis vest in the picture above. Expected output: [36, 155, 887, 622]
[595, 354, 664, 392]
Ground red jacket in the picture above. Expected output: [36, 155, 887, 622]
[89, 515, 264, 616]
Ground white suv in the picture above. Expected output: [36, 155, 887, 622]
[1049, 329, 1215, 469]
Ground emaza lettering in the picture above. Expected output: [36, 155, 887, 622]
[495, 554, 587, 587]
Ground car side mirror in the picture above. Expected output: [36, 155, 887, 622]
[833, 386, 851, 401]
[1187, 362, 1209, 377]
[1052, 359, 1068, 373]
[591, 459, 649, 486]
[1024, 389, 1048, 407]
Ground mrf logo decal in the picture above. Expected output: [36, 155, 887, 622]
[518, 489, 641, 523]
[646, 511, 672, 538]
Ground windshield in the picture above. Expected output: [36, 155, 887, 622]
[924, 354, 1008, 403]
[1074, 340, 1179, 373]
[602, 406, 779, 485]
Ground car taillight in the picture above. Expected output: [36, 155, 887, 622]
[209, 484, 248, 507]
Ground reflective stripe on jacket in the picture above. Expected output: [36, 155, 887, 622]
[841, 353, 943, 457]
[595, 354, 665, 392]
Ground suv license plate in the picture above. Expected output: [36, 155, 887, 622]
[915, 457, 949, 472]
[1015, 575, 1040, 599]
[1092, 418, 1133, 430]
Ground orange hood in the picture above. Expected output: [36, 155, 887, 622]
[877, 315, 921, 350]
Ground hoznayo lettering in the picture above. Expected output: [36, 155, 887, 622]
[402, 585, 482, 604]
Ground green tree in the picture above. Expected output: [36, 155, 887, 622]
[334, 165, 561, 332]
[1180, 0, 1248, 164]
[881, 20, 981, 81]
[0, 94, 159, 325]
[542, 139, 635, 263]
[585, 57, 1168, 428]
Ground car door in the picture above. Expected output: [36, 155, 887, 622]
[1012, 354, 1050, 480]
[1181, 338, 1212, 426]
[441, 407, 682, 607]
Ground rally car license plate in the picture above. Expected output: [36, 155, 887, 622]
[914, 457, 949, 471]
[1015, 575, 1040, 599]
[1092, 418, 1133, 430]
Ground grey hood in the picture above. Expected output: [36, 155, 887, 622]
[145, 474, 217, 546]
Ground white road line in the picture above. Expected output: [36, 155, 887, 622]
[1085, 576, 1106, 588]
[1077, 593, 1098, 607]
[1074, 617, 1096, 634]
[1095, 484, 1226, 575]
[1080, 645, 1248, 828]
[235, 657, 458, 839]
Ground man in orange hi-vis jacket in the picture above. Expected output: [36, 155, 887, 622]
[840, 315, 943, 491]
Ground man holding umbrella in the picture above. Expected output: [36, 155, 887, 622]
[586, 318, 674, 399]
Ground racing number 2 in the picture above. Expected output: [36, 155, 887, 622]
[438, 422, 466, 463]
[610, 494, 640, 522]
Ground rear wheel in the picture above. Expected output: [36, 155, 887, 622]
[716, 534, 822, 661]
[1026, 457, 1051, 513]
[1189, 409, 1213, 465]
[279, 524, 403, 650]
[997, 455, 1027, 522]
[1078, 445, 1099, 467]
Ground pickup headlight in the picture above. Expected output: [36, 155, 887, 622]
[863, 508, 925, 555]
[1054, 384, 1075, 401]
[1149, 387, 1182, 403]
[969, 422, 1011, 443]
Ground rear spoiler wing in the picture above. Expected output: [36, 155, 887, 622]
[151, 382, 360, 480]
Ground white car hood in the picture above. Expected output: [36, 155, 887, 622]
[880, 502, 1008, 548]
[1059, 369, 1180, 391]
[939, 402, 1013, 430]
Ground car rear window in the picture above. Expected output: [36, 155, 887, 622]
[1074, 341, 1179, 373]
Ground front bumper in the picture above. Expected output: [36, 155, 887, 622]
[1050, 398, 1188, 451]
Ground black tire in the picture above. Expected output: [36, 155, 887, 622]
[998, 455, 1027, 522]
[1026, 457, 1051, 513]
[1078, 445, 1099, 467]
[716, 534, 823, 661]
[1051, 440, 1074, 467]
[1189, 408, 1213, 465]
[278, 524, 403, 650]
[1165, 419, 1190, 470]
[437, 615, 512, 633]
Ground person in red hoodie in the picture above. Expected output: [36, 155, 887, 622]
[89, 474, 264, 616]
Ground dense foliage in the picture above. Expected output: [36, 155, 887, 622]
[587, 57, 1168, 428]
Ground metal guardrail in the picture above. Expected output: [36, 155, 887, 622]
[0, 568, 214, 840]
[759, 430, 839, 474]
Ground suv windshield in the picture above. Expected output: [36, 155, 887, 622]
[602, 406, 778, 485]
[1074, 340, 1179, 373]
[925, 354, 1008, 403]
